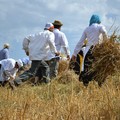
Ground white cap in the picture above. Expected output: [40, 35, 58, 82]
[16, 59, 23, 68]
[4, 43, 10, 48]
[44, 23, 54, 30]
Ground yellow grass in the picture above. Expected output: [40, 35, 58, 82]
[0, 70, 120, 120]
[0, 34, 120, 120]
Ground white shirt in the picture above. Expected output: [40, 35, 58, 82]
[23, 30, 57, 60]
[73, 23, 107, 56]
[53, 28, 70, 55]
[0, 58, 18, 82]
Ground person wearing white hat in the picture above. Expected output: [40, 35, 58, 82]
[44, 23, 54, 31]
[0, 58, 23, 86]
[9, 23, 59, 88]
[0, 43, 10, 61]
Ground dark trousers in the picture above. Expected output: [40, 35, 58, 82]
[14, 60, 50, 85]
[69, 50, 83, 75]
[79, 47, 95, 86]
[36, 57, 60, 80]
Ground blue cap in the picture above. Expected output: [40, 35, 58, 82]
[89, 14, 101, 26]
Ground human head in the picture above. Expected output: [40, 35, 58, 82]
[89, 14, 101, 26]
[16, 59, 23, 68]
[52, 20, 63, 29]
[3, 43, 10, 49]
[44, 23, 54, 32]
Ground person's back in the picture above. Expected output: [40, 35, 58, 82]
[0, 58, 16, 71]
[72, 14, 108, 86]
[53, 20, 70, 59]
[53, 28, 68, 52]
[84, 23, 107, 46]
[23, 30, 55, 61]
[9, 23, 59, 89]
[0, 43, 10, 61]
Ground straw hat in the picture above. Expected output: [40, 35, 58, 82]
[52, 20, 63, 26]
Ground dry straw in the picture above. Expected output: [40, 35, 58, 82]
[89, 33, 120, 85]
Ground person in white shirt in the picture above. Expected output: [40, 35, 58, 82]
[72, 14, 107, 86]
[49, 20, 70, 78]
[18, 57, 31, 74]
[9, 23, 59, 88]
[0, 58, 23, 86]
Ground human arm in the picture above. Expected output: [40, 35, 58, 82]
[48, 33, 60, 56]
[3, 49, 9, 59]
[73, 30, 87, 57]
[3, 70, 15, 80]
[23, 36, 31, 56]
[60, 33, 70, 59]
[100, 25, 108, 41]
[3, 60, 16, 81]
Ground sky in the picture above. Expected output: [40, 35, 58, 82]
[0, 0, 120, 59]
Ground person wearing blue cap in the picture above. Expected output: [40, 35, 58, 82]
[72, 14, 108, 86]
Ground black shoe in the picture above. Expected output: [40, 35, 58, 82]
[83, 82, 89, 87]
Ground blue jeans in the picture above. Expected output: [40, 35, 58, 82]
[14, 60, 50, 85]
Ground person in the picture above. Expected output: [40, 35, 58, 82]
[0, 58, 23, 86]
[19, 57, 31, 70]
[71, 14, 108, 86]
[49, 20, 70, 78]
[20, 57, 31, 66]
[9, 23, 59, 88]
[70, 40, 87, 75]
[17, 57, 31, 75]
[0, 43, 10, 60]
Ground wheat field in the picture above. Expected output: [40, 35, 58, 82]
[0, 35, 120, 120]
[0, 69, 120, 120]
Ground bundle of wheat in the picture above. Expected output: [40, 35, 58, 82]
[57, 70, 78, 84]
[58, 60, 69, 74]
[89, 34, 120, 85]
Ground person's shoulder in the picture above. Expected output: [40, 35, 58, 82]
[57, 30, 66, 37]
[0, 48, 4, 52]
[94, 23, 105, 28]
[39, 30, 54, 39]
[96, 24, 106, 31]
[54, 29, 63, 34]
[7, 58, 15, 62]
[85, 26, 89, 30]
[45, 30, 54, 35]
[82, 26, 89, 33]
[0, 48, 9, 54]
[1, 58, 15, 63]
[3, 48, 9, 51]
[25, 33, 36, 39]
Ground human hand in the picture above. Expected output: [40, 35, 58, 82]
[26, 51, 29, 56]
[71, 55, 76, 62]
[67, 55, 70, 60]
[55, 52, 60, 56]
[9, 75, 15, 80]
